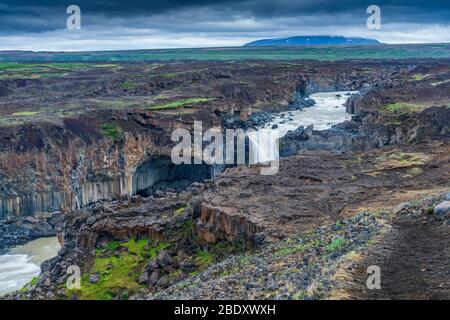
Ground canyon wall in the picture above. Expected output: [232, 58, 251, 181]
[0, 60, 417, 218]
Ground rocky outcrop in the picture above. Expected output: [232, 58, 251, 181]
[195, 142, 450, 244]
[0, 59, 430, 218]
[0, 212, 64, 250]
[433, 201, 450, 219]
[195, 203, 263, 243]
[280, 106, 450, 156]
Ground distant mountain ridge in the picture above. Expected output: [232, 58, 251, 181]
[244, 36, 381, 46]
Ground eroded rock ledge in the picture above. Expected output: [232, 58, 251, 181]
[194, 143, 450, 243]
[2, 59, 439, 218]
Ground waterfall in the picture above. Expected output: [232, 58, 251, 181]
[247, 91, 358, 164]
[247, 129, 280, 164]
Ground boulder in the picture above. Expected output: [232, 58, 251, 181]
[147, 258, 159, 271]
[148, 271, 159, 287]
[393, 202, 410, 214]
[157, 250, 172, 267]
[138, 271, 149, 285]
[433, 201, 450, 219]
[89, 273, 100, 284]
[180, 260, 196, 272]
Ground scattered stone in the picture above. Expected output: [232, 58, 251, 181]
[154, 190, 165, 198]
[180, 260, 196, 272]
[394, 202, 410, 214]
[147, 259, 159, 271]
[157, 250, 172, 267]
[56, 288, 66, 297]
[156, 276, 169, 288]
[138, 271, 149, 285]
[89, 273, 100, 284]
[43, 278, 51, 287]
[163, 265, 175, 273]
[191, 182, 204, 188]
[148, 271, 160, 287]
[56, 276, 66, 285]
[433, 201, 450, 219]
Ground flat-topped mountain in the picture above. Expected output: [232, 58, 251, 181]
[244, 35, 381, 46]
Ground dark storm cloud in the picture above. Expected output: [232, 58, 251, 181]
[1, 0, 448, 33]
[0, 0, 448, 50]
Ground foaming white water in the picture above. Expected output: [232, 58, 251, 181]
[248, 91, 358, 163]
[0, 237, 60, 295]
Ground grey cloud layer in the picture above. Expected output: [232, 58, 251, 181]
[0, 0, 449, 50]
[1, 0, 449, 33]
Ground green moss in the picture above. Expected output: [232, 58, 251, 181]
[71, 239, 170, 300]
[174, 206, 187, 215]
[373, 152, 429, 171]
[29, 277, 39, 286]
[410, 74, 427, 81]
[148, 98, 215, 110]
[120, 80, 138, 90]
[94, 99, 132, 109]
[0, 63, 100, 79]
[175, 220, 194, 239]
[101, 123, 122, 140]
[273, 242, 317, 257]
[12, 111, 39, 116]
[404, 167, 423, 177]
[194, 250, 214, 269]
[105, 241, 120, 251]
[292, 291, 307, 300]
[326, 238, 347, 253]
[19, 276, 39, 293]
[159, 72, 178, 78]
[380, 102, 421, 114]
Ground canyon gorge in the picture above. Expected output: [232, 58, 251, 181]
[0, 58, 449, 299]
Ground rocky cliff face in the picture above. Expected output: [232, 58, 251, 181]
[281, 64, 450, 156]
[0, 113, 171, 217]
[0, 59, 445, 219]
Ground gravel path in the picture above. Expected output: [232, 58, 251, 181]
[331, 194, 450, 299]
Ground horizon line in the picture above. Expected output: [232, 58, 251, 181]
[1, 41, 449, 54]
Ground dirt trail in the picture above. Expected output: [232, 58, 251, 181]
[337, 214, 450, 300]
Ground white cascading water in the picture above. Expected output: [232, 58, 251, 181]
[248, 91, 358, 164]
[0, 237, 60, 295]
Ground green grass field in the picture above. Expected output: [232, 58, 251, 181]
[1, 44, 449, 62]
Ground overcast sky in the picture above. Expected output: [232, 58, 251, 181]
[0, 0, 449, 51]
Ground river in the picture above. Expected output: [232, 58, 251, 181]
[0, 237, 60, 295]
[248, 90, 358, 163]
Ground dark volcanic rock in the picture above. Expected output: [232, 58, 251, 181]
[0, 212, 63, 250]
[433, 201, 450, 219]
[195, 143, 450, 243]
